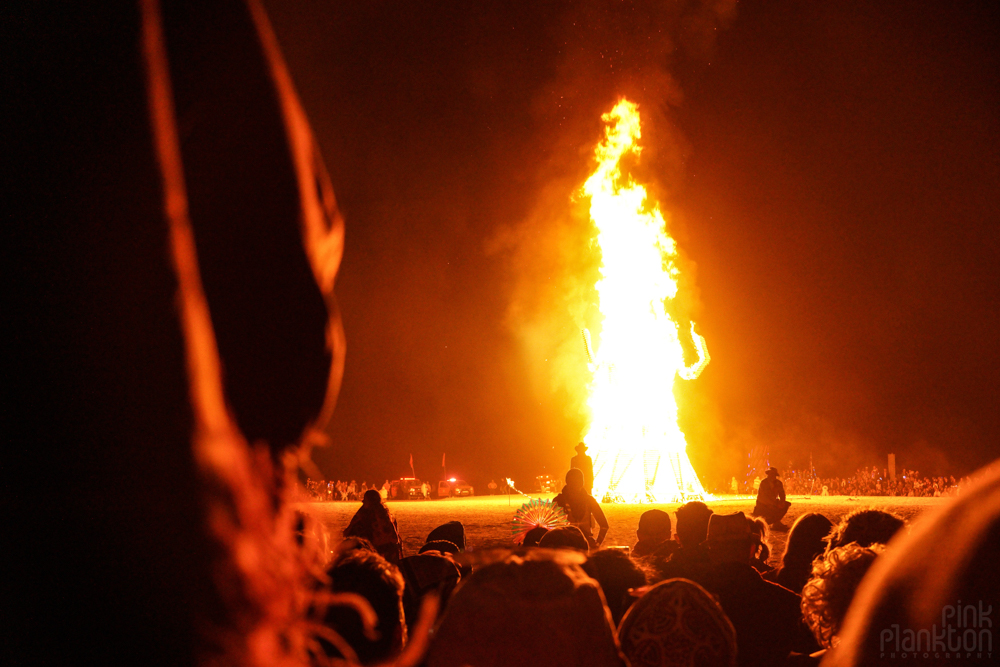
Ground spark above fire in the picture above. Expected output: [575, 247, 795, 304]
[582, 99, 709, 504]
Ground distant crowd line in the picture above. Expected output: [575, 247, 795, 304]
[306, 479, 395, 502]
[309, 465, 972, 504]
[776, 466, 970, 498]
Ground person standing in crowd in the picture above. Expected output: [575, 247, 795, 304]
[571, 442, 594, 494]
[344, 489, 404, 564]
[753, 467, 791, 528]
[552, 468, 608, 548]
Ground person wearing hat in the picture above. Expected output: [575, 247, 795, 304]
[701, 512, 810, 667]
[753, 467, 791, 528]
[571, 441, 594, 494]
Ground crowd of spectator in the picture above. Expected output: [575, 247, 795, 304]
[299, 462, 1000, 666]
[305, 478, 391, 502]
[775, 466, 967, 498]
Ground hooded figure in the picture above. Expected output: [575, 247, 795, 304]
[345, 489, 403, 563]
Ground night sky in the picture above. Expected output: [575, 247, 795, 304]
[264, 0, 999, 488]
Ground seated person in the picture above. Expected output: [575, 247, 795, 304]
[397, 552, 462, 629]
[657, 501, 713, 581]
[317, 550, 406, 665]
[700, 512, 807, 667]
[537, 525, 590, 552]
[632, 509, 677, 559]
[522, 525, 550, 547]
[426, 521, 466, 551]
[552, 468, 609, 548]
[752, 467, 791, 527]
[763, 513, 834, 594]
[619, 578, 737, 667]
[825, 509, 905, 551]
[749, 516, 774, 574]
[800, 543, 883, 653]
[343, 489, 403, 564]
[584, 548, 648, 626]
[425, 554, 627, 667]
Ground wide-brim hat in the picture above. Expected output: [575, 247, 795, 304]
[765, 467, 780, 477]
[575, 442, 588, 452]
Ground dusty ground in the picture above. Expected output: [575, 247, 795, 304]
[300, 493, 945, 565]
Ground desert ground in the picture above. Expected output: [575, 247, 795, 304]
[300, 493, 944, 565]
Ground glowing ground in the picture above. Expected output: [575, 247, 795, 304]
[301, 494, 944, 563]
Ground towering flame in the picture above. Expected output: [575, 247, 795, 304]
[582, 100, 709, 503]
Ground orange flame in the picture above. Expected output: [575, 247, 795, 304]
[582, 99, 709, 503]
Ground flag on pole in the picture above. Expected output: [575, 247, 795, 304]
[409, 453, 414, 478]
[442, 453, 446, 469]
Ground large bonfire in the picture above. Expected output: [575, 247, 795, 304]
[582, 100, 710, 503]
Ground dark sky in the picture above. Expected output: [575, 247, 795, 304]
[264, 0, 999, 487]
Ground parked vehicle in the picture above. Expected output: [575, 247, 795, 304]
[437, 478, 474, 498]
[389, 477, 426, 500]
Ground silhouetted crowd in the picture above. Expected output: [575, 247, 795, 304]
[306, 478, 391, 502]
[300, 464, 1000, 666]
[780, 466, 968, 497]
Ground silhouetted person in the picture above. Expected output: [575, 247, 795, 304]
[749, 516, 774, 575]
[425, 555, 627, 667]
[825, 508, 905, 551]
[344, 489, 403, 564]
[632, 509, 677, 559]
[426, 521, 466, 551]
[571, 442, 595, 494]
[700, 512, 806, 667]
[537, 525, 591, 552]
[425, 521, 470, 577]
[319, 550, 407, 665]
[619, 579, 737, 667]
[753, 467, 791, 527]
[800, 543, 883, 653]
[657, 501, 713, 582]
[764, 512, 834, 594]
[553, 468, 608, 548]
[584, 548, 648, 626]
[522, 525, 550, 547]
[397, 551, 461, 629]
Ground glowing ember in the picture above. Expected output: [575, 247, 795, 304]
[582, 99, 710, 504]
